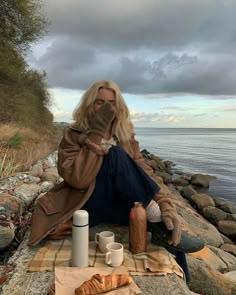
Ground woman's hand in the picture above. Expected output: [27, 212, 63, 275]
[89, 103, 116, 137]
[154, 193, 181, 246]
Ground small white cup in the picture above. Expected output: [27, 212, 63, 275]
[95, 231, 115, 253]
[105, 242, 124, 267]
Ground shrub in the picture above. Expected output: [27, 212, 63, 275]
[6, 132, 23, 148]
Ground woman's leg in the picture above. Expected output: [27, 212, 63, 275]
[166, 247, 191, 286]
[82, 145, 160, 226]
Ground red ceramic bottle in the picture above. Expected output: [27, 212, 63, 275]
[129, 202, 147, 254]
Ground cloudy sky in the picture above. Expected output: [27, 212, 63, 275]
[28, 0, 236, 128]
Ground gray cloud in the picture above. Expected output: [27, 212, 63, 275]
[32, 0, 236, 97]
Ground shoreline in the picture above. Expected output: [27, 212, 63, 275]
[0, 149, 236, 294]
[135, 127, 236, 203]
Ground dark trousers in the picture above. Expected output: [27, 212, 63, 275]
[82, 145, 190, 284]
[167, 248, 191, 286]
[82, 145, 160, 226]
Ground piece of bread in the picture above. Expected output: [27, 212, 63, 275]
[75, 273, 133, 295]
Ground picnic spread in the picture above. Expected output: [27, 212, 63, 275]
[27, 239, 184, 294]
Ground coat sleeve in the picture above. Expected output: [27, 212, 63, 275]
[57, 128, 104, 190]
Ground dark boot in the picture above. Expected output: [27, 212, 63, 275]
[148, 221, 205, 253]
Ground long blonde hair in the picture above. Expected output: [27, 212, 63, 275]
[72, 80, 134, 144]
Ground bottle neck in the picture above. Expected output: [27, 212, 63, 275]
[134, 202, 143, 208]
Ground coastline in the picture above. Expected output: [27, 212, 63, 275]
[0, 149, 236, 294]
[135, 127, 236, 204]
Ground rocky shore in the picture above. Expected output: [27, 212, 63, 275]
[0, 149, 236, 294]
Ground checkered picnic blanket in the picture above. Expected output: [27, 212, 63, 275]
[27, 240, 184, 278]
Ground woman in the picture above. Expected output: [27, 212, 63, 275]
[29, 80, 204, 257]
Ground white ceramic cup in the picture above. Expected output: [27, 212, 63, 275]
[95, 231, 115, 253]
[105, 242, 124, 267]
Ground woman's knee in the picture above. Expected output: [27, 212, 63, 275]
[109, 145, 128, 158]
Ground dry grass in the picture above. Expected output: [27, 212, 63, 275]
[0, 124, 64, 178]
[0, 123, 49, 143]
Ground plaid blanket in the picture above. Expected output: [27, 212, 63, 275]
[27, 239, 184, 278]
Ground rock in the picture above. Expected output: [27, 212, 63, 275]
[149, 154, 162, 162]
[172, 177, 189, 186]
[155, 171, 172, 184]
[220, 233, 235, 244]
[133, 274, 191, 295]
[0, 177, 19, 193]
[42, 151, 58, 168]
[190, 174, 216, 188]
[208, 245, 236, 272]
[219, 203, 236, 215]
[41, 167, 60, 183]
[1, 230, 191, 295]
[163, 160, 174, 169]
[218, 221, 236, 240]
[189, 246, 230, 272]
[227, 214, 236, 222]
[224, 271, 236, 282]
[149, 154, 166, 170]
[30, 162, 44, 177]
[190, 193, 215, 211]
[213, 197, 236, 214]
[202, 206, 228, 225]
[40, 181, 55, 193]
[141, 149, 150, 156]
[13, 184, 41, 206]
[23, 176, 41, 184]
[145, 159, 158, 170]
[187, 255, 236, 295]
[173, 169, 185, 175]
[175, 200, 224, 247]
[0, 194, 23, 218]
[220, 244, 236, 257]
[181, 185, 197, 201]
[0, 221, 15, 250]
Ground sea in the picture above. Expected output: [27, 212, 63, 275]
[134, 128, 236, 204]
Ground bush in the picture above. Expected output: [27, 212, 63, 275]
[6, 132, 23, 148]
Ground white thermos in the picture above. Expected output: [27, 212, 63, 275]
[72, 210, 89, 267]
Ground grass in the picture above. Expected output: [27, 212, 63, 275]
[0, 124, 64, 179]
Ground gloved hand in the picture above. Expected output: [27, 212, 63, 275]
[155, 194, 181, 246]
[89, 103, 116, 137]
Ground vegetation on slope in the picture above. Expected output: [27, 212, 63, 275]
[0, 0, 62, 178]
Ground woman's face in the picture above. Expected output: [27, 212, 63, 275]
[93, 88, 116, 113]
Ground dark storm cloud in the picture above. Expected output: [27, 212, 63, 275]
[34, 0, 236, 97]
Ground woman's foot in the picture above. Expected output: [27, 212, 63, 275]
[148, 221, 205, 253]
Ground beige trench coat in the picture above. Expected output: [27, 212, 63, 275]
[28, 127, 155, 246]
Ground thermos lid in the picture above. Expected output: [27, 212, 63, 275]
[73, 210, 89, 226]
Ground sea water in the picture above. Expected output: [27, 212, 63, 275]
[135, 128, 236, 204]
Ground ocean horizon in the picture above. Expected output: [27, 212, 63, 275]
[134, 127, 236, 204]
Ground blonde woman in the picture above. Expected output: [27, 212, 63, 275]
[29, 80, 204, 261]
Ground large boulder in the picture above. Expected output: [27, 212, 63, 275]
[208, 245, 236, 272]
[190, 174, 216, 188]
[181, 185, 197, 201]
[175, 200, 224, 247]
[214, 199, 236, 214]
[202, 206, 228, 225]
[220, 244, 236, 257]
[218, 220, 236, 240]
[188, 255, 236, 295]
[190, 193, 215, 211]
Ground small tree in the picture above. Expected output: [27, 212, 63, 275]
[0, 0, 48, 53]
